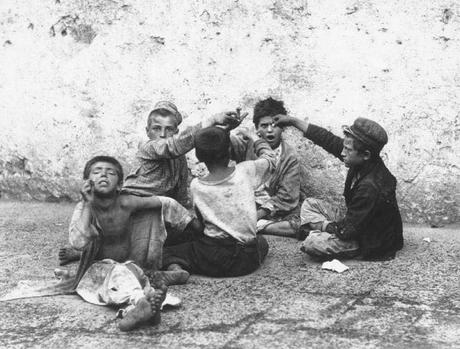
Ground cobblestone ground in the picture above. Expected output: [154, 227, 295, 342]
[0, 201, 458, 348]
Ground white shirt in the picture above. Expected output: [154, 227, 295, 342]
[190, 158, 272, 243]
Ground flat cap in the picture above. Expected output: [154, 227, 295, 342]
[151, 101, 182, 125]
[342, 117, 388, 153]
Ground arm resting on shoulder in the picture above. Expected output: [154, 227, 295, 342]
[122, 195, 163, 211]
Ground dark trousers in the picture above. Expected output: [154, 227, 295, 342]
[162, 235, 269, 277]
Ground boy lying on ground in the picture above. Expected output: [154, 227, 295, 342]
[274, 115, 404, 261]
[162, 126, 276, 277]
[59, 106, 244, 265]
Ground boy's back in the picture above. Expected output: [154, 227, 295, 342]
[190, 159, 271, 244]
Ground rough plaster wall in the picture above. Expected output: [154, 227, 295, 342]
[0, 0, 458, 224]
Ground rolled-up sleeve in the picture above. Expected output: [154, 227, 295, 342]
[138, 124, 201, 160]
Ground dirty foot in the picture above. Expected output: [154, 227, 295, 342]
[118, 287, 166, 331]
[147, 268, 189, 286]
[58, 247, 81, 265]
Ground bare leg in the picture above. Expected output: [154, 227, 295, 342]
[261, 221, 296, 238]
[260, 221, 311, 241]
[118, 285, 167, 331]
[58, 246, 82, 265]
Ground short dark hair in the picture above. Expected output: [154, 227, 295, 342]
[195, 127, 230, 164]
[83, 156, 124, 184]
[147, 109, 176, 129]
[253, 97, 287, 126]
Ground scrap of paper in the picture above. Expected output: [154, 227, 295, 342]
[322, 259, 349, 273]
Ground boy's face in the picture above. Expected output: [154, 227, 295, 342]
[341, 136, 368, 168]
[88, 162, 121, 196]
[146, 113, 179, 140]
[256, 115, 283, 149]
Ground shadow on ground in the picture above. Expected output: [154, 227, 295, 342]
[0, 201, 458, 348]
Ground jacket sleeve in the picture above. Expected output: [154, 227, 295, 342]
[260, 156, 300, 215]
[138, 124, 201, 160]
[304, 124, 344, 161]
[336, 183, 378, 240]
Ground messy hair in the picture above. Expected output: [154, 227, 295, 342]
[195, 127, 230, 165]
[253, 97, 287, 126]
[83, 156, 124, 185]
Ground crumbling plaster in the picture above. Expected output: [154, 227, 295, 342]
[0, 0, 458, 224]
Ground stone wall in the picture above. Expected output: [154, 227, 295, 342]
[0, 0, 458, 224]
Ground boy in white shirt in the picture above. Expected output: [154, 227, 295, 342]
[162, 127, 275, 277]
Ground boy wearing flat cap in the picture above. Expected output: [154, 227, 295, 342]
[274, 115, 403, 261]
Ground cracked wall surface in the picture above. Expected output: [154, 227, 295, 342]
[0, 0, 459, 223]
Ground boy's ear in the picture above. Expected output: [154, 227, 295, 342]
[363, 150, 372, 161]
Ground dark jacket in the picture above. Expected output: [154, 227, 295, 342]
[305, 124, 403, 260]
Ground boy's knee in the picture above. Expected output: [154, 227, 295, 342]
[300, 232, 326, 256]
[301, 197, 321, 211]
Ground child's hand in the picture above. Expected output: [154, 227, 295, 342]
[211, 109, 248, 130]
[81, 180, 95, 203]
[272, 114, 295, 127]
[273, 114, 309, 133]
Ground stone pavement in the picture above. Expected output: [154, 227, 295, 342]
[0, 201, 458, 348]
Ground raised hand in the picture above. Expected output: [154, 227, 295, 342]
[211, 108, 248, 131]
[272, 114, 295, 127]
[273, 114, 309, 133]
[80, 179, 95, 202]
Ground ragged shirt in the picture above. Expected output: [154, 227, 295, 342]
[190, 140, 276, 244]
[230, 136, 300, 217]
[122, 124, 202, 206]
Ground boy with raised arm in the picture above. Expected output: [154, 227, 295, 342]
[162, 126, 275, 277]
[67, 155, 202, 331]
[230, 98, 303, 240]
[59, 104, 243, 265]
[274, 115, 403, 261]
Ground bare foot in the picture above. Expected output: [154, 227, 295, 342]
[153, 269, 189, 286]
[58, 247, 81, 265]
[118, 287, 166, 331]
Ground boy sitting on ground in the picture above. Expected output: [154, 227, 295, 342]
[59, 104, 243, 265]
[274, 115, 404, 261]
[230, 97, 303, 239]
[67, 155, 203, 331]
[162, 126, 275, 277]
